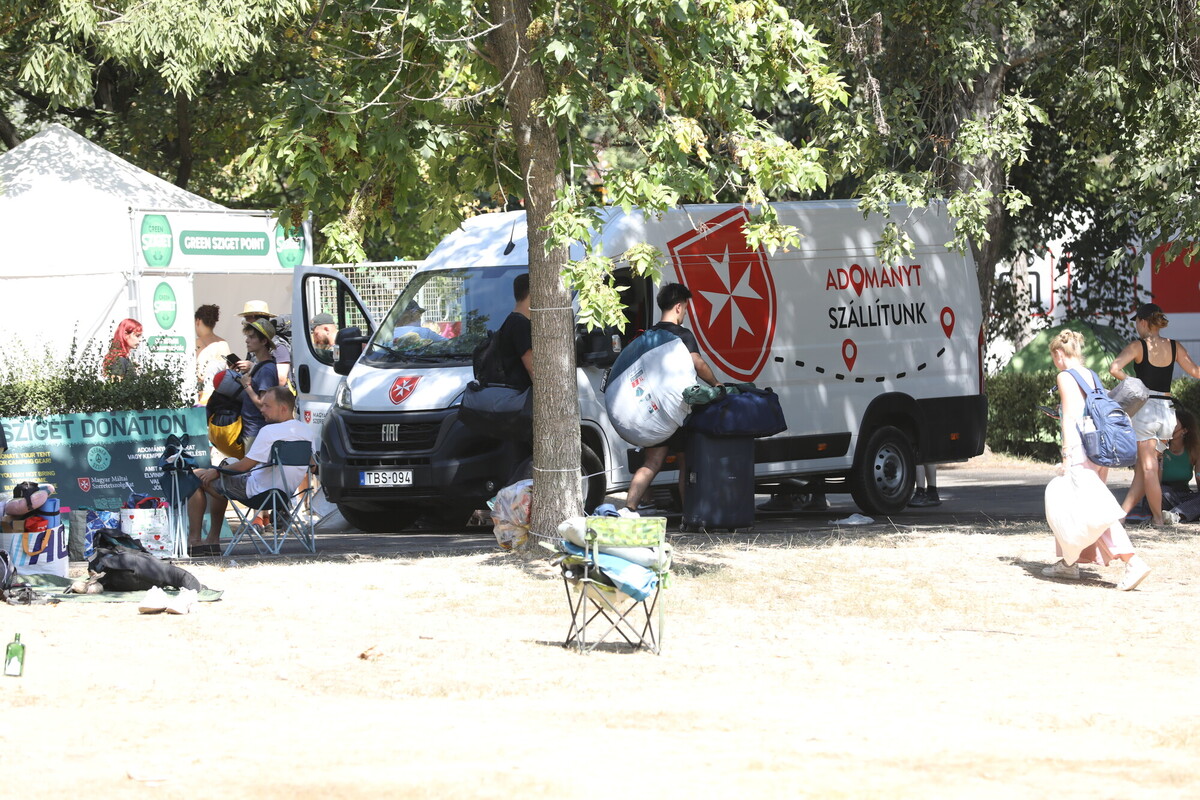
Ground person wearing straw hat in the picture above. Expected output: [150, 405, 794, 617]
[237, 318, 280, 453]
[237, 300, 292, 387]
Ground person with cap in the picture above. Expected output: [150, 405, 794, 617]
[310, 312, 338, 362]
[391, 300, 445, 344]
[1109, 302, 1200, 527]
[237, 300, 292, 387]
[237, 318, 281, 453]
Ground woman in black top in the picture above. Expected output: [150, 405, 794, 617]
[1110, 303, 1200, 525]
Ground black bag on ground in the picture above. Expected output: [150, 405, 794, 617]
[687, 385, 787, 438]
[92, 528, 150, 553]
[88, 547, 203, 592]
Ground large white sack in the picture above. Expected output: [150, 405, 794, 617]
[1044, 467, 1126, 565]
[604, 328, 697, 447]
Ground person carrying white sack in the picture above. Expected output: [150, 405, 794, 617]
[1043, 329, 1151, 590]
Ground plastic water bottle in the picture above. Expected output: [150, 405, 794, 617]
[4, 634, 24, 677]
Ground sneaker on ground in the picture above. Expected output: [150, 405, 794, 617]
[1041, 561, 1081, 580]
[1159, 510, 1180, 527]
[1117, 555, 1151, 591]
[138, 585, 170, 614]
[166, 588, 200, 615]
[756, 495, 796, 512]
[909, 489, 942, 507]
[616, 507, 641, 519]
[801, 495, 832, 511]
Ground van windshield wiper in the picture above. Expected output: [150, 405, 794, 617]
[366, 342, 405, 358]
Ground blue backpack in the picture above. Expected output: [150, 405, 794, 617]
[1067, 369, 1138, 468]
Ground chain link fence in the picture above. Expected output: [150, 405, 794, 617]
[320, 261, 423, 321]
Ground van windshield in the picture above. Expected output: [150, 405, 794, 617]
[363, 266, 527, 366]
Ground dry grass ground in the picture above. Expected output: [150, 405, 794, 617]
[6, 514, 1200, 798]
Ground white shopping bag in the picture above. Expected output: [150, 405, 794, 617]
[1045, 466, 1125, 566]
[119, 508, 174, 559]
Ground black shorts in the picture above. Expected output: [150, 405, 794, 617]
[651, 427, 689, 453]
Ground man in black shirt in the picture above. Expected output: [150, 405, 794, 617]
[495, 273, 533, 389]
[621, 283, 718, 516]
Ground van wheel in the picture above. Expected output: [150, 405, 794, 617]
[338, 504, 418, 534]
[581, 443, 605, 514]
[509, 445, 605, 514]
[850, 426, 915, 515]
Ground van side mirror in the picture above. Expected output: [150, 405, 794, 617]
[333, 326, 367, 376]
[575, 325, 622, 368]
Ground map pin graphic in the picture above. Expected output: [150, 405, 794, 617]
[849, 264, 865, 297]
[842, 338, 858, 372]
[940, 307, 956, 338]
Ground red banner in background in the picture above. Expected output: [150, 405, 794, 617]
[1150, 242, 1200, 313]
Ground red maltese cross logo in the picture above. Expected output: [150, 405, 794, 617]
[389, 376, 421, 405]
[667, 207, 777, 381]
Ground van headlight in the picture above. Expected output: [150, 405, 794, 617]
[334, 382, 353, 410]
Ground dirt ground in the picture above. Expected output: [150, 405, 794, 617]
[6, 457, 1200, 798]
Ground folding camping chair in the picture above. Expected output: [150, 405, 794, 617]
[560, 516, 672, 654]
[217, 440, 316, 556]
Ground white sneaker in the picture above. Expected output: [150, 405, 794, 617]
[1159, 511, 1180, 527]
[1041, 561, 1080, 580]
[165, 588, 200, 615]
[1117, 555, 1151, 591]
[616, 507, 640, 518]
[138, 585, 170, 614]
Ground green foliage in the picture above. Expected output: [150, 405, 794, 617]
[985, 370, 1061, 461]
[0, 338, 189, 417]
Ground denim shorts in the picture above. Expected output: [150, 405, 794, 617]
[1131, 399, 1176, 449]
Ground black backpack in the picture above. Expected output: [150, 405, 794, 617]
[88, 547, 203, 592]
[471, 331, 507, 387]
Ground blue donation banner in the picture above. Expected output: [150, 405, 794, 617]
[0, 408, 210, 511]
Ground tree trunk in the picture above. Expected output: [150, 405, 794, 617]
[489, 0, 583, 538]
[174, 93, 194, 189]
[948, 8, 1010, 335]
[950, 53, 1007, 335]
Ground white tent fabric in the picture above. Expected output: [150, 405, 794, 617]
[0, 124, 224, 354]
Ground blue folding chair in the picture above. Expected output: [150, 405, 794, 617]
[217, 440, 316, 556]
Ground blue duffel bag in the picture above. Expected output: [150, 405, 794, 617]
[687, 385, 787, 438]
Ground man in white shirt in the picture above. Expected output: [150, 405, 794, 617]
[187, 386, 315, 555]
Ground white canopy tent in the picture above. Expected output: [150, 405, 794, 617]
[0, 124, 301, 362]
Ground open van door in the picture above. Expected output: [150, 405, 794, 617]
[292, 265, 375, 443]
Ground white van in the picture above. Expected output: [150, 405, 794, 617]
[293, 201, 987, 532]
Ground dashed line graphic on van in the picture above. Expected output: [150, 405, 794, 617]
[777, 306, 956, 382]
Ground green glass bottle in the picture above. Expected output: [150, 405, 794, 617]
[5, 634, 24, 677]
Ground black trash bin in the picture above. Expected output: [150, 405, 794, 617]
[682, 431, 755, 531]
[679, 385, 787, 532]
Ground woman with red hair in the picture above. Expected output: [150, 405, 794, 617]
[105, 318, 144, 379]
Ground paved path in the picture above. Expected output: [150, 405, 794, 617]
[233, 458, 1069, 560]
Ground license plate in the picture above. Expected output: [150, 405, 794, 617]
[358, 470, 413, 487]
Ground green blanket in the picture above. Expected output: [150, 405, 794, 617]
[21, 574, 223, 603]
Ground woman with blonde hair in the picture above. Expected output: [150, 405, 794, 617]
[1109, 303, 1200, 526]
[1045, 328, 1150, 590]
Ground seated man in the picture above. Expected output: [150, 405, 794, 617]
[188, 386, 316, 555]
[310, 312, 338, 363]
[391, 300, 445, 345]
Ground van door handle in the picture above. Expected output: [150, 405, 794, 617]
[298, 364, 310, 393]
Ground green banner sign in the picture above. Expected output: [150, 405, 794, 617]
[0, 408, 210, 512]
[180, 231, 270, 256]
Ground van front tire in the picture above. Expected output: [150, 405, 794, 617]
[850, 426, 915, 515]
